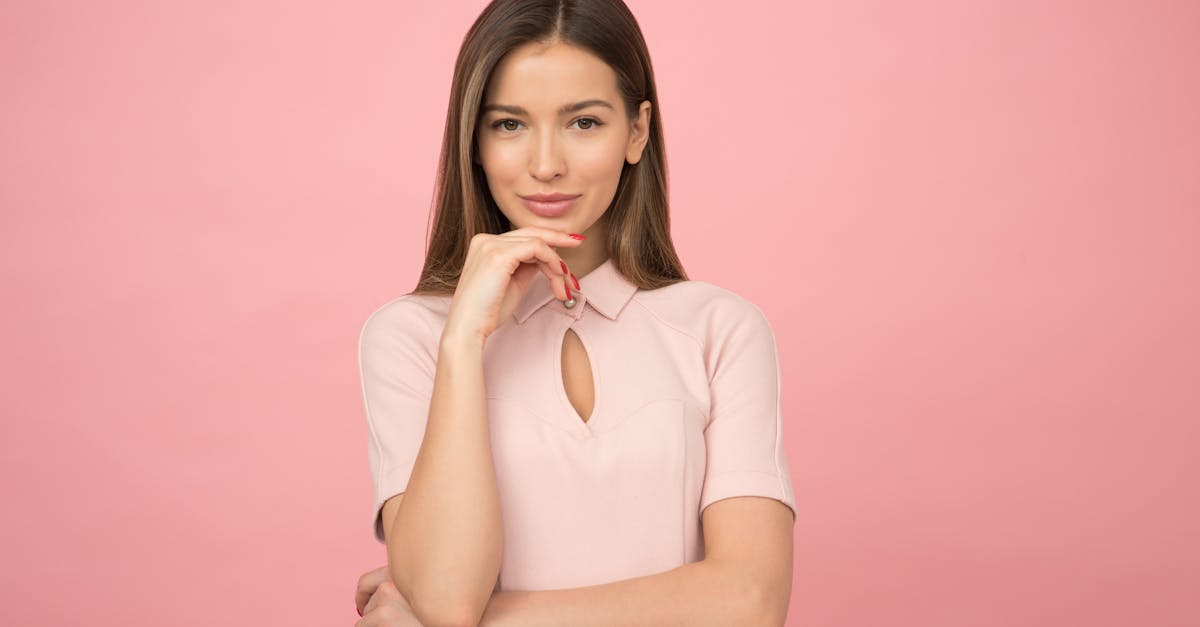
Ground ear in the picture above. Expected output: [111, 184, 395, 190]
[625, 100, 653, 165]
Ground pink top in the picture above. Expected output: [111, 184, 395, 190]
[358, 257, 797, 591]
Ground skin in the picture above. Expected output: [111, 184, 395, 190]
[357, 39, 652, 625]
[359, 39, 796, 626]
[474, 38, 652, 280]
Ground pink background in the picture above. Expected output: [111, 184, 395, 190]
[2, 1, 1197, 625]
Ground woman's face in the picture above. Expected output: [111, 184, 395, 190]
[475, 40, 651, 239]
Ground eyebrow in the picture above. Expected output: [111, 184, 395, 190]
[480, 99, 616, 116]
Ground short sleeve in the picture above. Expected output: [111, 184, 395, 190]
[699, 296, 797, 524]
[358, 297, 438, 543]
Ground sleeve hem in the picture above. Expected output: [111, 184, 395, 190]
[699, 470, 797, 524]
[372, 465, 411, 544]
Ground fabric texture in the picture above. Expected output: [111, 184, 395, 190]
[358, 256, 796, 591]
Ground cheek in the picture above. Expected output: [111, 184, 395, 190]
[479, 143, 520, 173]
[575, 139, 628, 180]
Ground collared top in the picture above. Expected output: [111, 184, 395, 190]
[358, 257, 796, 591]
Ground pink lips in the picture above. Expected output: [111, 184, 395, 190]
[520, 193, 581, 217]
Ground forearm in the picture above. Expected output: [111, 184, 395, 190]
[389, 332, 503, 626]
[477, 558, 772, 627]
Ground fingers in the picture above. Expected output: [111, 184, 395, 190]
[499, 228, 583, 301]
[503, 225, 587, 248]
[360, 589, 378, 619]
[361, 580, 392, 616]
[523, 238, 573, 301]
[355, 565, 389, 617]
[355, 582, 371, 616]
[359, 581, 414, 626]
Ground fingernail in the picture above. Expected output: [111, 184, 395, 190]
[357, 607, 362, 617]
[570, 273, 580, 290]
[560, 261, 571, 298]
[568, 233, 585, 240]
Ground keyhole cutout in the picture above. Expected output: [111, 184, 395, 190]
[560, 328, 595, 424]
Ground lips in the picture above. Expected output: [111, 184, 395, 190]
[520, 193, 580, 217]
[521, 193, 581, 202]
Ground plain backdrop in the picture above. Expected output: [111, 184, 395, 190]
[1, 1, 1197, 625]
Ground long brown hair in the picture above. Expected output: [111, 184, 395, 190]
[410, 0, 686, 296]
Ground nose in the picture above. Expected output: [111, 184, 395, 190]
[528, 126, 564, 181]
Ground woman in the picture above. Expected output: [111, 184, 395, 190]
[354, 1, 797, 625]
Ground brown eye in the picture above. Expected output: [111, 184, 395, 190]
[574, 117, 603, 130]
[492, 119, 521, 132]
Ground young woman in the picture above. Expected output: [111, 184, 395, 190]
[354, 1, 796, 625]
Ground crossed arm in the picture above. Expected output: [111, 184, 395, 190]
[480, 495, 793, 626]
[371, 495, 794, 627]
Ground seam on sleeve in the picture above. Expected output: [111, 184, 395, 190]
[680, 400, 689, 564]
[768, 308, 790, 514]
[358, 307, 388, 509]
[726, 296, 792, 517]
[358, 295, 434, 533]
[738, 298, 792, 514]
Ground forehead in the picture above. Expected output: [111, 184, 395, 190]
[484, 41, 620, 107]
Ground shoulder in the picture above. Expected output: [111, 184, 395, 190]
[633, 278, 774, 340]
[358, 294, 451, 373]
[360, 293, 451, 341]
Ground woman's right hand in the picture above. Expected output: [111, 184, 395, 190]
[444, 226, 585, 344]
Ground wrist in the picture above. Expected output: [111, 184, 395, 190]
[440, 326, 486, 354]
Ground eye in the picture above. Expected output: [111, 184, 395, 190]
[573, 117, 604, 130]
[492, 119, 521, 132]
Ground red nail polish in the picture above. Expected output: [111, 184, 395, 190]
[357, 607, 363, 617]
[568, 233, 585, 240]
[560, 261, 569, 275]
[570, 273, 580, 290]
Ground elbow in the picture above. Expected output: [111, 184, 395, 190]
[404, 583, 489, 627]
[412, 605, 477, 624]
[388, 560, 489, 627]
[405, 588, 484, 624]
[745, 583, 789, 627]
[408, 600, 483, 627]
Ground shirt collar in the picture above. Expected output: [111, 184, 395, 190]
[513, 256, 639, 324]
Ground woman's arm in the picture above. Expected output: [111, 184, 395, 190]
[384, 331, 503, 627]
[477, 559, 767, 627]
[476, 496, 793, 627]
